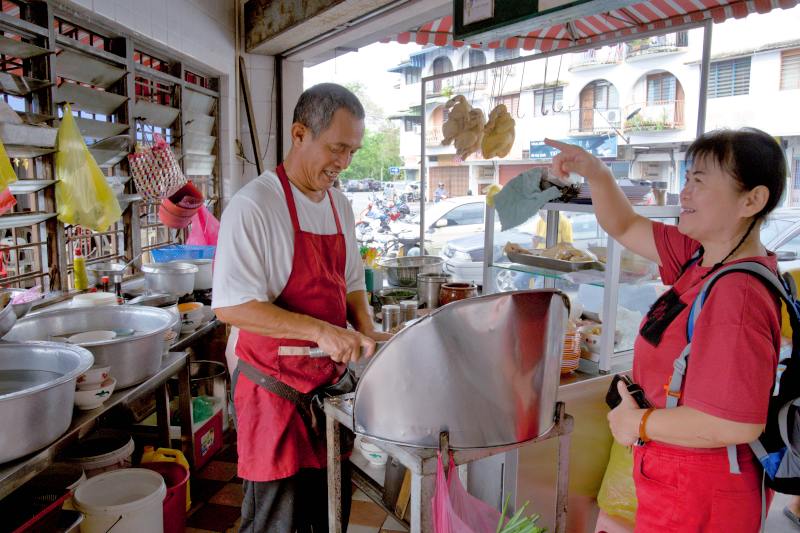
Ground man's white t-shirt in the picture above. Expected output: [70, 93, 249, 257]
[211, 170, 365, 311]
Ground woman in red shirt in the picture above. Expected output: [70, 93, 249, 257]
[546, 129, 786, 532]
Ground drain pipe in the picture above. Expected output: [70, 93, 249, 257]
[275, 55, 284, 165]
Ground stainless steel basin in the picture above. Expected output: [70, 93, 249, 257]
[141, 262, 198, 296]
[0, 342, 93, 463]
[353, 289, 569, 449]
[4, 306, 177, 388]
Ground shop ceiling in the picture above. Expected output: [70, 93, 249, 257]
[246, 0, 798, 65]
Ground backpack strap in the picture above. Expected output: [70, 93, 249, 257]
[668, 261, 800, 476]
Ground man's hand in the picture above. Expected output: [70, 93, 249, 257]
[607, 381, 645, 447]
[317, 323, 375, 365]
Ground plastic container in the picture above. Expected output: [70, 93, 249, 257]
[190, 360, 228, 432]
[140, 462, 189, 533]
[141, 446, 191, 511]
[62, 430, 134, 478]
[150, 245, 216, 263]
[73, 468, 166, 533]
[73, 248, 88, 290]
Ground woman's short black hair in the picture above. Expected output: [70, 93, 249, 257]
[686, 127, 786, 217]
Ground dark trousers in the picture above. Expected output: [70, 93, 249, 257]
[240, 465, 351, 533]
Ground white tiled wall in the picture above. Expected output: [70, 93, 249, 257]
[60, 0, 280, 205]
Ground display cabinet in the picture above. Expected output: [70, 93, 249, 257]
[482, 202, 680, 373]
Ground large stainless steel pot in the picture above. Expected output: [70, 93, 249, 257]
[86, 262, 126, 287]
[4, 306, 177, 388]
[0, 342, 93, 463]
[353, 289, 569, 449]
[141, 262, 198, 296]
[126, 293, 181, 344]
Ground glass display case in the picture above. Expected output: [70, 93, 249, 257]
[482, 202, 680, 372]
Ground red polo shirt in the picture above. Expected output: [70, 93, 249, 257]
[632, 222, 781, 424]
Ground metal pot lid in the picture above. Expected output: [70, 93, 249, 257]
[353, 289, 569, 449]
[126, 293, 179, 308]
[141, 262, 199, 274]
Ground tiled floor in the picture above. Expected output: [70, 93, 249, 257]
[185, 435, 406, 533]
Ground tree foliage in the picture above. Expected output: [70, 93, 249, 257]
[340, 127, 403, 182]
[339, 82, 404, 182]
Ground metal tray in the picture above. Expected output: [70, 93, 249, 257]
[507, 250, 604, 272]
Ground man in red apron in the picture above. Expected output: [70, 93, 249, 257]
[213, 84, 388, 532]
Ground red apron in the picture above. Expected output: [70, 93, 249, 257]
[234, 164, 347, 482]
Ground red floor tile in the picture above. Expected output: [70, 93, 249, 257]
[209, 482, 244, 507]
[196, 460, 238, 482]
[187, 503, 241, 531]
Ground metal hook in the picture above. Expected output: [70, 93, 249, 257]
[540, 57, 549, 116]
[516, 60, 526, 119]
[551, 55, 564, 113]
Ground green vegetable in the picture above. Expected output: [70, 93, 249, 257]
[496, 495, 546, 533]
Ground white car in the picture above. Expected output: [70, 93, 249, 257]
[391, 196, 487, 256]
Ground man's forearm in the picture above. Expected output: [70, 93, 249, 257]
[214, 300, 327, 341]
[346, 290, 374, 334]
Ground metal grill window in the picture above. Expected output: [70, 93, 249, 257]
[708, 57, 751, 98]
[780, 49, 800, 91]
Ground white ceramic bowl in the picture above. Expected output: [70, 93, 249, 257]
[358, 438, 388, 466]
[76, 365, 112, 390]
[68, 330, 117, 345]
[71, 292, 118, 308]
[74, 376, 116, 410]
[178, 302, 204, 333]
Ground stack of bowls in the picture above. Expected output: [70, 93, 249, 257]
[74, 364, 117, 410]
[561, 328, 581, 374]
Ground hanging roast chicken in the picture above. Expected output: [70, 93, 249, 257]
[441, 95, 486, 160]
[481, 104, 516, 158]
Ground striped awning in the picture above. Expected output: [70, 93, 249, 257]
[382, 0, 798, 52]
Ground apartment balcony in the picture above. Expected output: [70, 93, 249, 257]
[569, 44, 623, 71]
[623, 100, 685, 132]
[625, 32, 688, 60]
[426, 128, 443, 146]
[569, 107, 622, 135]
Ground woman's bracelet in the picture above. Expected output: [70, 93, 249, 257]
[639, 407, 656, 443]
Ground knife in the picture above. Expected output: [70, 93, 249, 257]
[278, 342, 386, 358]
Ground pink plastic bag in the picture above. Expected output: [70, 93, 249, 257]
[432, 453, 501, 533]
[186, 206, 220, 247]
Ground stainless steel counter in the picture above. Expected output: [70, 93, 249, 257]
[0, 351, 191, 499]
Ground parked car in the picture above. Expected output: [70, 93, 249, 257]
[392, 196, 487, 256]
[344, 180, 362, 193]
[764, 208, 800, 272]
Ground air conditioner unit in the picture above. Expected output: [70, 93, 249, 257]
[604, 109, 619, 123]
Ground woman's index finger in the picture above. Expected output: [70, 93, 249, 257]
[543, 138, 573, 151]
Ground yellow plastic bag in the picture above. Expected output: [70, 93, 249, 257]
[596, 441, 637, 523]
[0, 139, 18, 192]
[55, 104, 121, 231]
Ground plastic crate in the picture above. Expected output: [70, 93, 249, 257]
[150, 245, 215, 263]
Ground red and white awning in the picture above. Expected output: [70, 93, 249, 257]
[382, 0, 798, 52]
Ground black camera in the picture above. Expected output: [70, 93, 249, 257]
[606, 374, 652, 409]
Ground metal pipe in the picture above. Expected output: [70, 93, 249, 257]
[419, 75, 426, 254]
[696, 19, 713, 137]
[276, 55, 284, 165]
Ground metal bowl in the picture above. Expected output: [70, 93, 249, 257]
[141, 262, 198, 296]
[378, 256, 444, 288]
[4, 306, 177, 389]
[0, 288, 43, 319]
[0, 342, 93, 463]
[0, 299, 16, 336]
[86, 262, 126, 287]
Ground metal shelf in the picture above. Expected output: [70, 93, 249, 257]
[183, 113, 214, 136]
[183, 89, 215, 115]
[17, 111, 54, 125]
[183, 132, 215, 155]
[0, 212, 56, 229]
[88, 135, 131, 167]
[0, 122, 56, 148]
[8, 180, 55, 193]
[133, 100, 179, 128]
[55, 48, 126, 88]
[68, 117, 128, 141]
[56, 81, 128, 115]
[0, 72, 52, 97]
[0, 34, 51, 58]
[4, 145, 56, 159]
[543, 202, 681, 217]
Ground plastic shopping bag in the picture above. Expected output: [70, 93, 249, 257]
[55, 105, 121, 231]
[0, 188, 15, 215]
[186, 205, 220, 247]
[597, 441, 637, 523]
[0, 138, 17, 192]
[432, 453, 501, 533]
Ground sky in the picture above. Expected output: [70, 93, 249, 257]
[304, 41, 422, 117]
